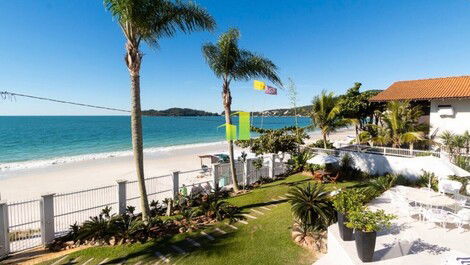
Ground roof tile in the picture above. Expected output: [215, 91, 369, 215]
[370, 76, 470, 101]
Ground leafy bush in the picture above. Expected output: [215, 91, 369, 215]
[332, 189, 365, 215]
[394, 175, 415, 187]
[287, 183, 336, 232]
[346, 209, 395, 232]
[198, 188, 242, 223]
[366, 174, 397, 195]
[47, 187, 240, 251]
[253, 157, 264, 170]
[309, 139, 334, 149]
[416, 171, 438, 191]
[338, 153, 363, 180]
[288, 149, 313, 173]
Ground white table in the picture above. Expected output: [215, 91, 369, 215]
[406, 188, 457, 208]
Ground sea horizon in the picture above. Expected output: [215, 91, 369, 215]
[0, 116, 312, 171]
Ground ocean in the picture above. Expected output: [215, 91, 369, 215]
[0, 116, 311, 170]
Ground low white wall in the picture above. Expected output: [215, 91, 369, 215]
[339, 151, 444, 179]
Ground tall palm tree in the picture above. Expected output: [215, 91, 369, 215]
[311, 91, 349, 149]
[202, 29, 281, 192]
[105, 0, 215, 220]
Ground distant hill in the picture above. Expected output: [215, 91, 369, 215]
[251, 105, 312, 117]
[142, 108, 219, 116]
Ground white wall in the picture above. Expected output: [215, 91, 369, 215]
[430, 99, 470, 137]
[338, 151, 458, 179]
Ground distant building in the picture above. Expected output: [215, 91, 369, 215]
[370, 76, 470, 137]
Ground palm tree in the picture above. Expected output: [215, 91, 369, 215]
[105, 0, 215, 220]
[463, 130, 470, 154]
[202, 28, 281, 192]
[378, 101, 425, 149]
[311, 91, 349, 149]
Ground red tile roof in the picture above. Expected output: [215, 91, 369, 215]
[370, 76, 470, 102]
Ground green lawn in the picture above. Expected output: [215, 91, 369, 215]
[39, 174, 358, 265]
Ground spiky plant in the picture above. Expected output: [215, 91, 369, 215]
[287, 183, 336, 232]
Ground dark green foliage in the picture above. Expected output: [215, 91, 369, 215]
[142, 108, 219, 116]
[287, 149, 313, 173]
[236, 126, 309, 156]
[332, 189, 365, 215]
[394, 175, 415, 186]
[338, 153, 364, 180]
[198, 188, 242, 223]
[346, 209, 395, 232]
[287, 183, 336, 232]
[252, 157, 264, 170]
[416, 171, 438, 191]
[309, 139, 334, 149]
[336, 83, 383, 130]
[368, 174, 397, 192]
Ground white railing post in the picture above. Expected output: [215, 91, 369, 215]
[243, 160, 249, 187]
[116, 180, 127, 215]
[268, 154, 275, 179]
[212, 164, 220, 188]
[40, 193, 55, 246]
[0, 201, 9, 258]
[171, 171, 180, 199]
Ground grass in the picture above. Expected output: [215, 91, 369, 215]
[39, 174, 359, 265]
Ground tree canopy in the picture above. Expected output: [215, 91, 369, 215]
[236, 126, 309, 156]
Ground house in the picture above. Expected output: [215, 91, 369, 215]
[370, 76, 470, 137]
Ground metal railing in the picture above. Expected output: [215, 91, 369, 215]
[1, 155, 287, 255]
[54, 185, 117, 235]
[7, 199, 41, 253]
[322, 144, 442, 158]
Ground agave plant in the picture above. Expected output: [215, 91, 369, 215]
[287, 183, 336, 232]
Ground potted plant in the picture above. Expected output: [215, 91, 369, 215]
[346, 209, 395, 262]
[332, 189, 365, 241]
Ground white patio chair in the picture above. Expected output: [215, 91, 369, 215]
[452, 194, 470, 210]
[399, 200, 424, 221]
[424, 208, 448, 228]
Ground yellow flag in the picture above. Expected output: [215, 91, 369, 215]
[253, 80, 266, 90]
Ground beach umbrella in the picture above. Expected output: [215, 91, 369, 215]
[307, 153, 339, 166]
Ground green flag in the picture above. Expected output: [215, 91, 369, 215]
[238, 112, 251, 140]
[218, 123, 237, 141]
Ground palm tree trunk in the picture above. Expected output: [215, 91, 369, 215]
[355, 125, 360, 147]
[126, 42, 150, 221]
[222, 81, 239, 192]
[322, 132, 328, 149]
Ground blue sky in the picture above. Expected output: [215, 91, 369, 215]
[2, 0, 470, 115]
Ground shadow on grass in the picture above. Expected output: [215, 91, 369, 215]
[239, 199, 289, 210]
[102, 227, 239, 264]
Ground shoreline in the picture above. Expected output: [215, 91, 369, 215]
[0, 128, 354, 201]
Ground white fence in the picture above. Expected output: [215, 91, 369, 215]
[334, 144, 442, 158]
[0, 154, 288, 256]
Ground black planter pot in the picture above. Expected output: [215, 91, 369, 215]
[354, 230, 377, 262]
[337, 212, 354, 241]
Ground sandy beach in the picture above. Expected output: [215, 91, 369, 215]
[0, 128, 355, 202]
